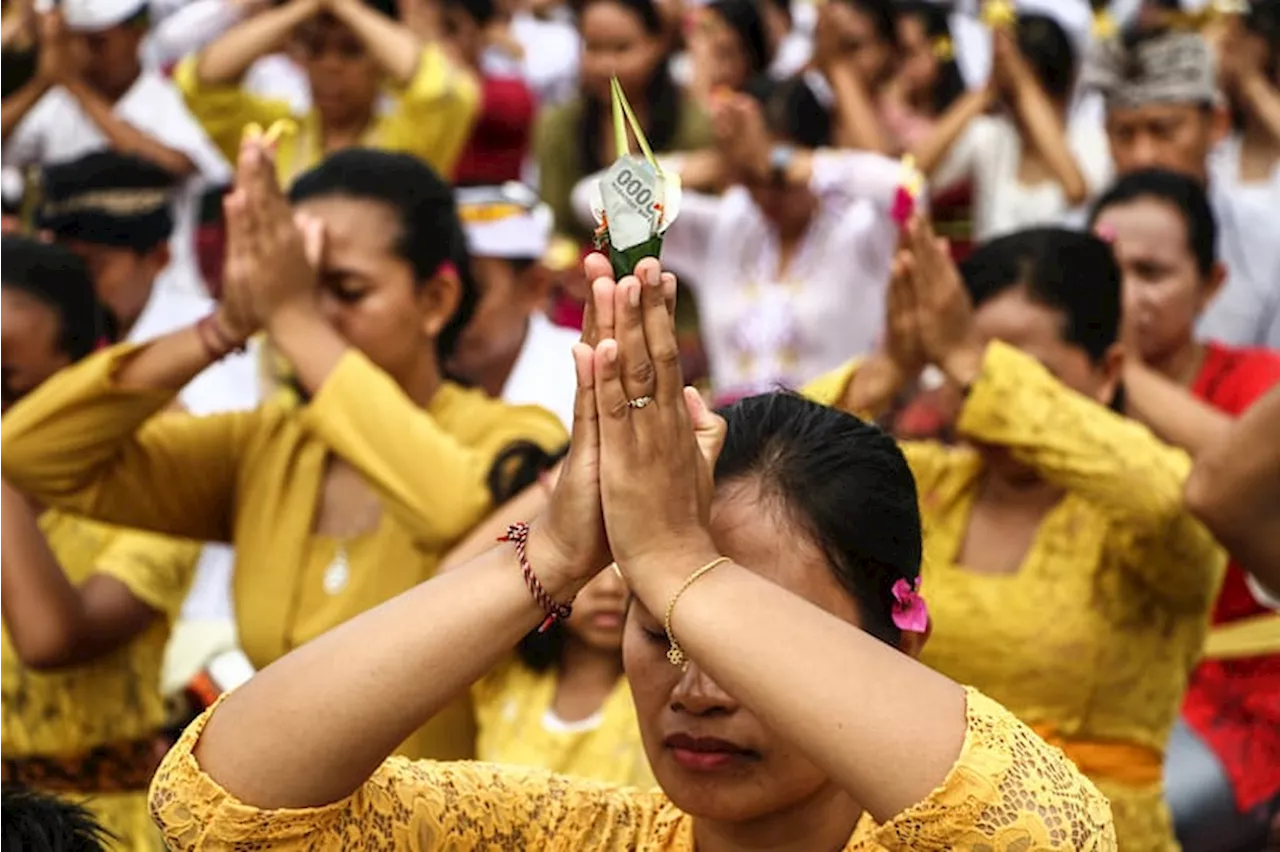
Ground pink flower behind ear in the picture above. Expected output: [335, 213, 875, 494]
[891, 577, 929, 633]
[1094, 223, 1117, 244]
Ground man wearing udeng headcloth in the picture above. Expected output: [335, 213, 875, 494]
[38, 150, 260, 704]
[1086, 26, 1280, 348]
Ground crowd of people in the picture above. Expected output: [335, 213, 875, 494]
[0, 0, 1278, 848]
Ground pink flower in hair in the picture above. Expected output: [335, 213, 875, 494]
[891, 577, 929, 633]
[1094, 223, 1117, 244]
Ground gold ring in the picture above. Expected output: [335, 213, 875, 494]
[627, 395, 653, 409]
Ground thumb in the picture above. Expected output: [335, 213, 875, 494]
[684, 386, 726, 469]
[296, 213, 325, 267]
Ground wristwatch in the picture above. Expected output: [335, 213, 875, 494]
[768, 144, 797, 187]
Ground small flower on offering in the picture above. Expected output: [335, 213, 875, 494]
[980, 0, 1016, 30]
[1091, 9, 1117, 40]
[890, 154, 925, 227]
[241, 119, 297, 150]
[891, 577, 929, 634]
[589, 77, 682, 278]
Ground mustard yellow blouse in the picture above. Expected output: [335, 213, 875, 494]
[149, 688, 1116, 850]
[805, 342, 1225, 852]
[174, 44, 479, 185]
[473, 659, 656, 788]
[1, 344, 568, 760]
[2, 510, 201, 851]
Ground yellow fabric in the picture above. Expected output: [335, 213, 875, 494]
[472, 659, 656, 788]
[804, 341, 1226, 852]
[149, 687, 1116, 850]
[1202, 612, 1280, 659]
[1, 343, 568, 760]
[174, 45, 479, 185]
[1, 511, 201, 851]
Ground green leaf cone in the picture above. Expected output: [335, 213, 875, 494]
[608, 234, 665, 278]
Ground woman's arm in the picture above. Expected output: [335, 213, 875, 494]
[0, 482, 156, 669]
[1184, 387, 1280, 595]
[439, 466, 558, 571]
[325, 0, 422, 86]
[1122, 358, 1233, 458]
[196, 0, 319, 85]
[825, 61, 891, 154]
[995, 31, 1087, 205]
[910, 84, 992, 178]
[1, 321, 255, 540]
[148, 0, 265, 69]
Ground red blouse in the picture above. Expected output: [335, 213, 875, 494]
[1181, 340, 1280, 812]
[452, 74, 536, 187]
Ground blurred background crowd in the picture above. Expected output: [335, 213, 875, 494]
[0, 0, 1278, 847]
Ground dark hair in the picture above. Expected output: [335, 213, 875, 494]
[715, 392, 922, 646]
[1, 235, 119, 360]
[443, 0, 497, 27]
[746, 75, 833, 148]
[288, 149, 478, 362]
[1089, 168, 1217, 277]
[835, 0, 897, 46]
[2, 784, 114, 851]
[960, 227, 1121, 363]
[895, 0, 965, 114]
[1015, 12, 1076, 101]
[578, 0, 682, 175]
[705, 0, 770, 81]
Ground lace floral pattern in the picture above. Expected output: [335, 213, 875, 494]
[149, 688, 1115, 850]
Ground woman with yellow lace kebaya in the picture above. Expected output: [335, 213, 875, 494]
[806, 219, 1225, 852]
[1, 236, 203, 851]
[146, 254, 1115, 851]
[1, 144, 567, 763]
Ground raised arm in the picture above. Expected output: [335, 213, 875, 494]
[148, 0, 269, 68]
[910, 84, 992, 179]
[0, 480, 201, 670]
[993, 30, 1087, 205]
[325, 0, 422, 86]
[196, 0, 320, 85]
[1121, 357, 1233, 458]
[1184, 387, 1280, 596]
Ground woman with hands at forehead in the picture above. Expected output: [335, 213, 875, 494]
[808, 216, 1223, 852]
[1, 138, 567, 762]
[145, 251, 1115, 850]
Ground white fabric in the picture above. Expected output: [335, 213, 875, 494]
[508, 13, 580, 107]
[461, 203, 553, 260]
[1196, 181, 1280, 348]
[125, 280, 260, 624]
[1, 70, 233, 302]
[59, 0, 146, 30]
[144, 0, 244, 68]
[244, 54, 312, 113]
[575, 150, 900, 399]
[501, 312, 580, 430]
[931, 113, 1113, 242]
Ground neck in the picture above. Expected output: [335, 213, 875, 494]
[475, 318, 531, 398]
[96, 67, 141, 103]
[1146, 339, 1205, 388]
[321, 108, 376, 148]
[693, 783, 862, 852]
[980, 464, 1064, 508]
[399, 355, 445, 408]
[558, 635, 623, 686]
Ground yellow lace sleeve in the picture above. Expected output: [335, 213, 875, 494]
[149, 700, 665, 851]
[870, 688, 1117, 851]
[957, 341, 1224, 605]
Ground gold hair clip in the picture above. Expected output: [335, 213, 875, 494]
[932, 36, 954, 61]
[1091, 9, 1117, 40]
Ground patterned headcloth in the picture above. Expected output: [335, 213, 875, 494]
[38, 151, 177, 253]
[1084, 29, 1218, 110]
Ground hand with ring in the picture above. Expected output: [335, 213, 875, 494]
[592, 259, 726, 576]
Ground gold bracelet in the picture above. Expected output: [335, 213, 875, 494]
[664, 557, 731, 669]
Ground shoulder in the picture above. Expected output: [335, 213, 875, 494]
[870, 687, 1117, 851]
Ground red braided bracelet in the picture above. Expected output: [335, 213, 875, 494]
[498, 521, 573, 633]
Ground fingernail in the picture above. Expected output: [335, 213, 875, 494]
[602, 339, 618, 362]
[628, 281, 640, 307]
